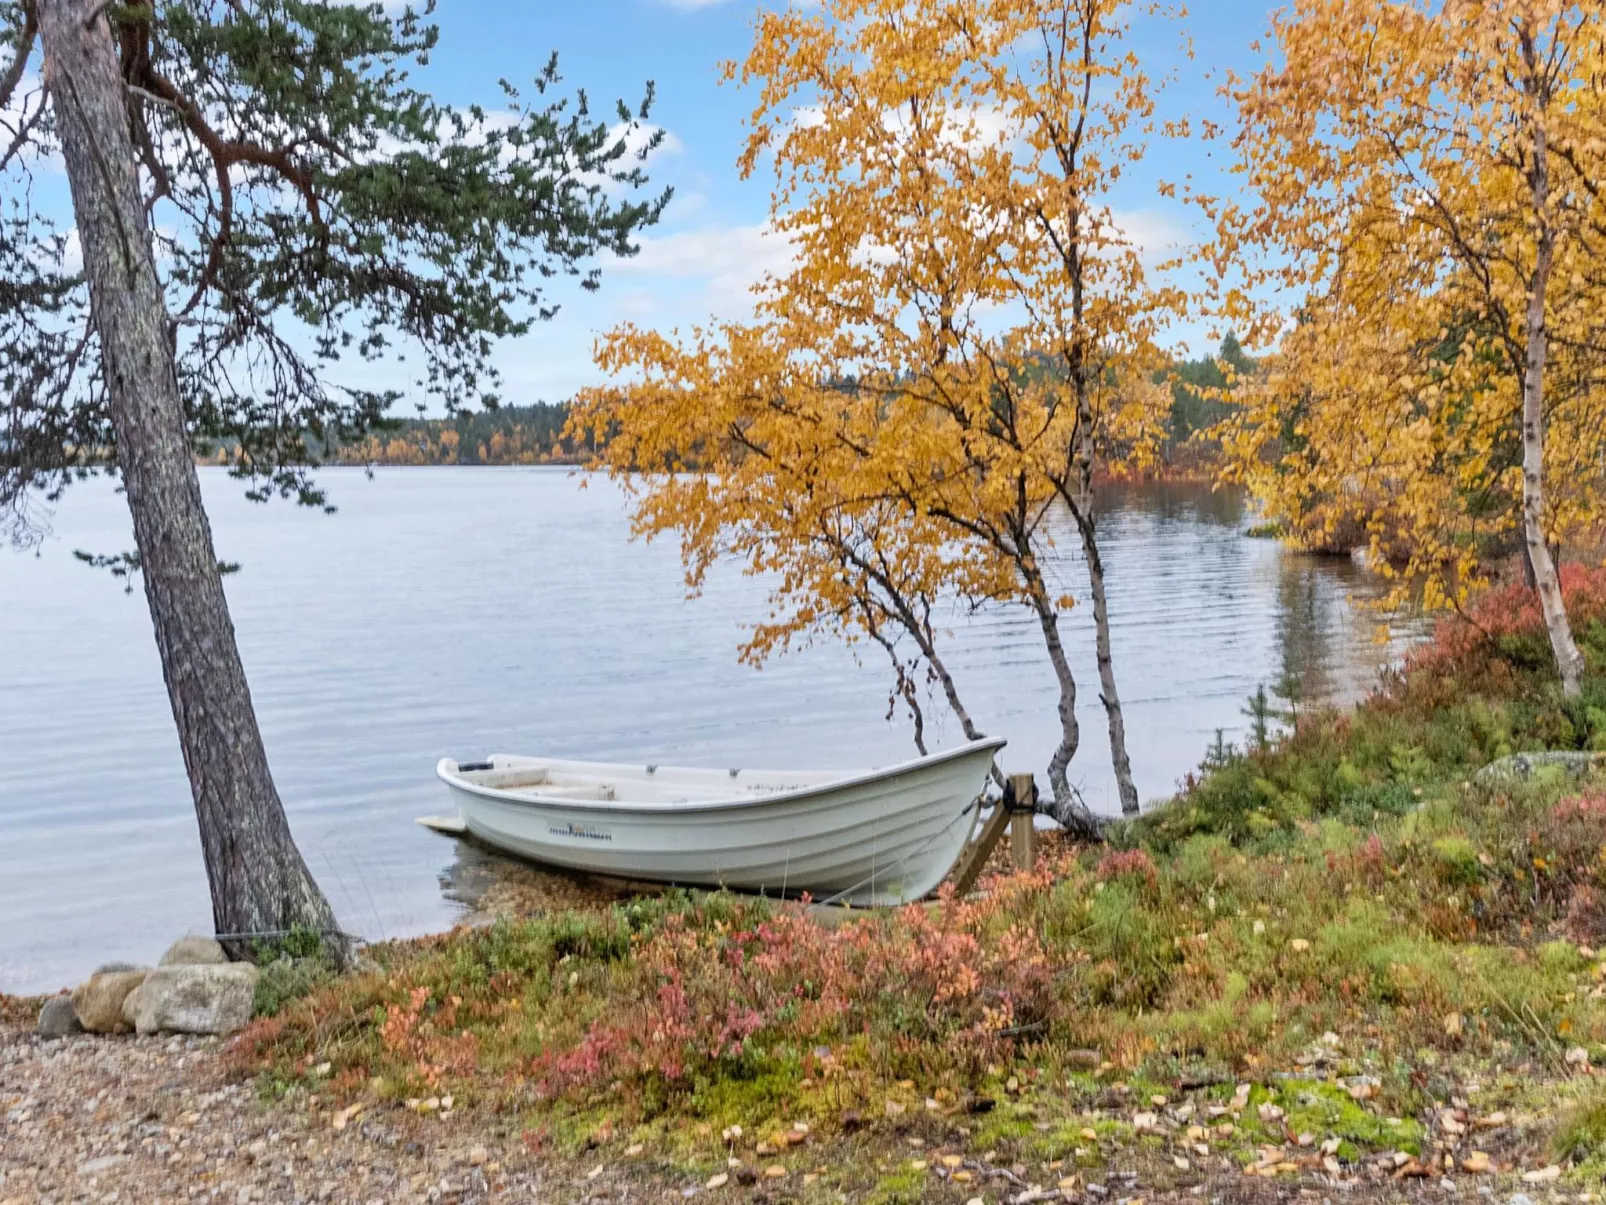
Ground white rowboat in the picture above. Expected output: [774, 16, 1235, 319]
[431, 737, 1006, 906]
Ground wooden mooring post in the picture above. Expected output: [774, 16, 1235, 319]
[1008, 772, 1037, 872]
[950, 771, 1038, 896]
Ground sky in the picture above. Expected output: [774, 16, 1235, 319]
[408, 0, 1288, 408]
[5, 0, 1289, 410]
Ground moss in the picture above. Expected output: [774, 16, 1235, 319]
[686, 1062, 806, 1129]
[865, 1163, 927, 1205]
[967, 1105, 1036, 1151]
[1276, 1079, 1423, 1158]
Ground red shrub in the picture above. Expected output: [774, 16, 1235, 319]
[1407, 564, 1606, 682]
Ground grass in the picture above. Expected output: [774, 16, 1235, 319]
[232, 564, 1606, 1185]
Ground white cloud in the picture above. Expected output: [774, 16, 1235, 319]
[655, 0, 736, 9]
[606, 222, 797, 319]
[0, 73, 59, 174]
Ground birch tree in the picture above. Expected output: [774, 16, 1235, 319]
[1216, 0, 1606, 696]
[579, 0, 1182, 831]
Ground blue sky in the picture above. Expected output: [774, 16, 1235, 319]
[14, 0, 1289, 409]
[449, 0, 1287, 406]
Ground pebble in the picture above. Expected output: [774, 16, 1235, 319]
[0, 1019, 547, 1204]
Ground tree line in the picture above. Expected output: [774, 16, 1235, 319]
[317, 403, 590, 467]
[294, 350, 1244, 471]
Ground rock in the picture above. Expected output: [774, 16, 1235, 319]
[93, 960, 143, 974]
[1476, 751, 1606, 784]
[123, 963, 260, 1036]
[72, 969, 150, 1033]
[159, 936, 228, 966]
[36, 995, 82, 1038]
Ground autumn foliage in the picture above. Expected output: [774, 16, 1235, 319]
[574, 0, 1196, 823]
[1214, 0, 1606, 694]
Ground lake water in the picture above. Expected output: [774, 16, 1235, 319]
[0, 468, 1426, 993]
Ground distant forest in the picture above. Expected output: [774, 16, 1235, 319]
[330, 402, 591, 466]
[1164, 334, 1253, 468]
[297, 341, 1248, 469]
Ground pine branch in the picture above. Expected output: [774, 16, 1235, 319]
[0, 0, 35, 116]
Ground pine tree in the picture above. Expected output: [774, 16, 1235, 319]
[3, 0, 668, 951]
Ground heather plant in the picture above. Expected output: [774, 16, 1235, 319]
[235, 574, 1606, 1168]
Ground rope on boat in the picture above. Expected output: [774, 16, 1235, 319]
[804, 796, 986, 914]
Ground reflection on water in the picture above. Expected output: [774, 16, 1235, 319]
[0, 469, 1425, 992]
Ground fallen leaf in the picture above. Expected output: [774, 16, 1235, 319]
[706, 1172, 729, 1189]
[1462, 1152, 1492, 1174]
[1523, 1166, 1562, 1183]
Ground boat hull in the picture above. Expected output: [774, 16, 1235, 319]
[434, 739, 1004, 906]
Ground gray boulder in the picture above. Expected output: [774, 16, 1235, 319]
[1475, 751, 1606, 784]
[124, 963, 260, 1036]
[159, 935, 227, 967]
[36, 995, 82, 1038]
[72, 970, 150, 1034]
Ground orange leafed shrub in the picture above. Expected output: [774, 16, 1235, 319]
[532, 870, 1065, 1099]
[1408, 564, 1606, 684]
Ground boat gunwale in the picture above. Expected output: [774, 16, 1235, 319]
[435, 736, 1006, 816]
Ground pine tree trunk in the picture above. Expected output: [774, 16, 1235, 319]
[1520, 119, 1585, 698]
[39, 0, 341, 957]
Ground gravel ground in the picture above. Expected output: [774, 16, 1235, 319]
[0, 1019, 1571, 1205]
[0, 1025, 555, 1205]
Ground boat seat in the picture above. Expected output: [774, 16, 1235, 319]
[513, 783, 618, 801]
